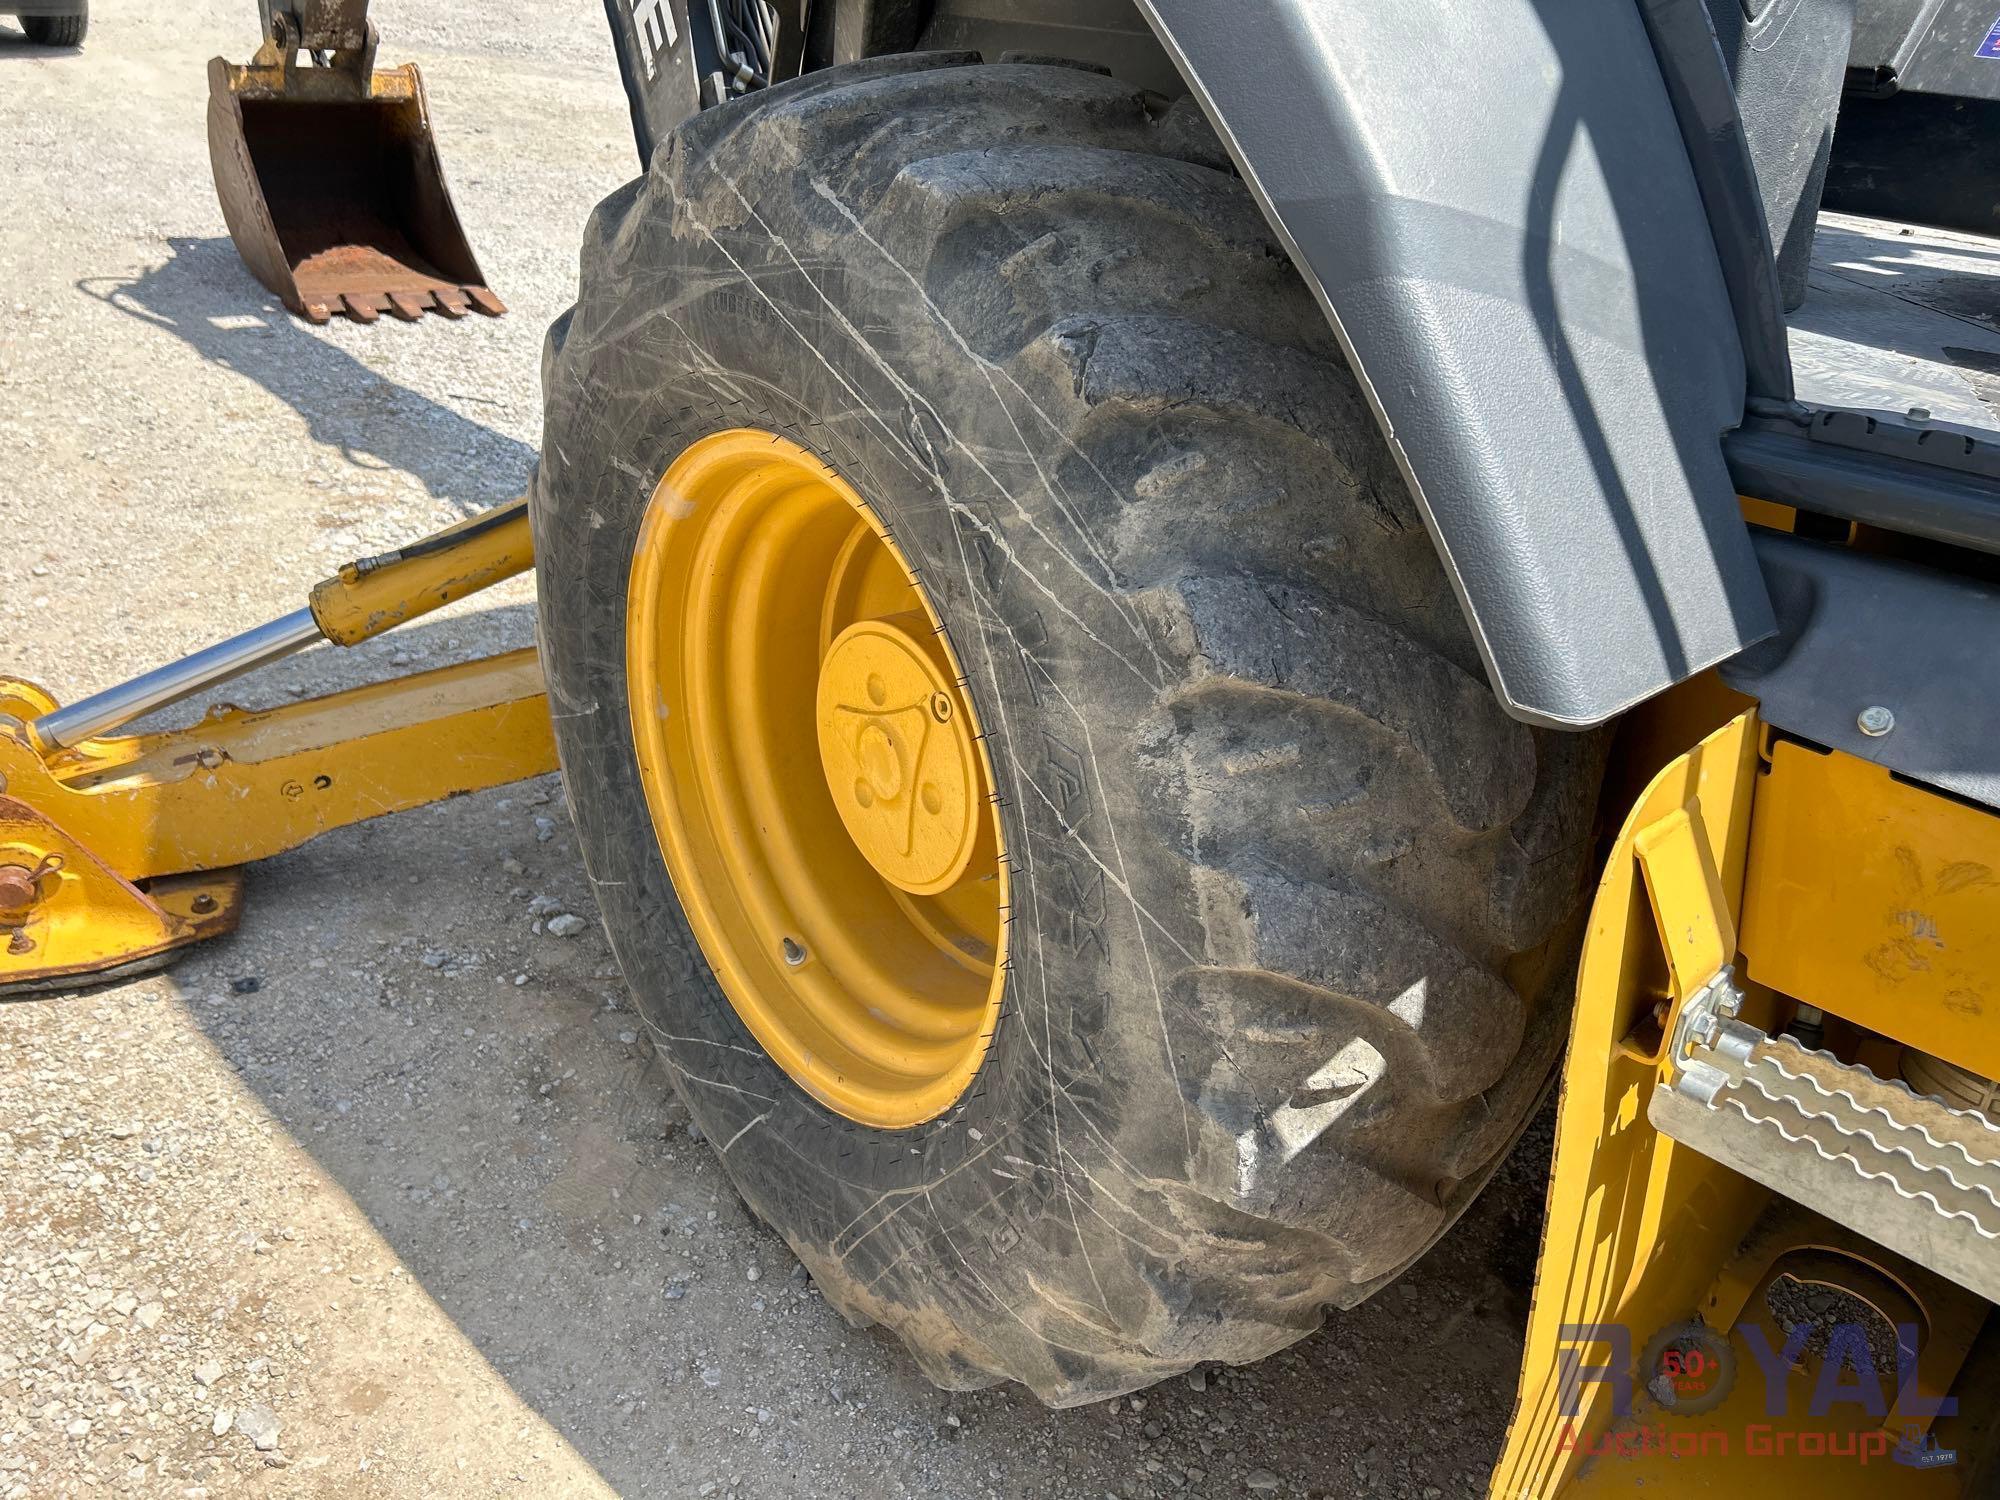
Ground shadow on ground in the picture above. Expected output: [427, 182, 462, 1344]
[72, 593, 1552, 1498]
[154, 699, 1551, 1497]
[80, 236, 535, 516]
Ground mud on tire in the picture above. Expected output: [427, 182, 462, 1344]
[533, 53, 1607, 1402]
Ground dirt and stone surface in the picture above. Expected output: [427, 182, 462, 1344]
[0, 6, 1554, 1495]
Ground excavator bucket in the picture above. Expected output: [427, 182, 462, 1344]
[205, 10, 502, 326]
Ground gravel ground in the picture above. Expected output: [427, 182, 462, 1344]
[0, 7, 1553, 1496]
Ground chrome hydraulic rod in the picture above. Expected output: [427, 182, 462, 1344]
[29, 609, 323, 750]
[24, 497, 532, 752]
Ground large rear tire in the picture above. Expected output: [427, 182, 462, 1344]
[533, 53, 1607, 1402]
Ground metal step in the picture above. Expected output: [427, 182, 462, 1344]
[1650, 972, 2000, 1304]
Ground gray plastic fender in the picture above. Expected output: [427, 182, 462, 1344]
[1133, 0, 1776, 727]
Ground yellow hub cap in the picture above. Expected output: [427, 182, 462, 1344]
[816, 616, 981, 896]
[626, 431, 1007, 1128]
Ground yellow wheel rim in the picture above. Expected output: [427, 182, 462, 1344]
[626, 430, 1008, 1128]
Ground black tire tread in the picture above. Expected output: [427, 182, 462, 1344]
[21, 6, 85, 45]
[539, 53, 1604, 1402]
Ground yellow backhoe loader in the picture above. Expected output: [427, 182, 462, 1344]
[8, 0, 2000, 1492]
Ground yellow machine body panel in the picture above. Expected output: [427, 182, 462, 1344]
[1741, 740, 2000, 1082]
[1492, 712, 1769, 1497]
[1494, 710, 1995, 1497]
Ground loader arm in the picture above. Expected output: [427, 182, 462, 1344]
[1130, 0, 1777, 728]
